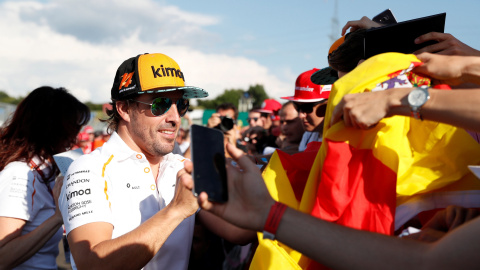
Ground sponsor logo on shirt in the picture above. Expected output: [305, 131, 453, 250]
[66, 178, 90, 189]
[67, 170, 90, 180]
[66, 188, 91, 201]
[126, 183, 140, 189]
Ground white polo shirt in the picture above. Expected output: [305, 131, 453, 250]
[0, 158, 63, 270]
[59, 132, 195, 270]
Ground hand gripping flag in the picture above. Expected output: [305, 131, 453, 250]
[250, 53, 480, 270]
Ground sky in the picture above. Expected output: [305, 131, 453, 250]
[1, 0, 479, 104]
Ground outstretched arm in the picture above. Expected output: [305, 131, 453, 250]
[414, 32, 480, 56]
[414, 53, 480, 86]
[68, 170, 198, 270]
[197, 144, 480, 270]
[330, 88, 480, 132]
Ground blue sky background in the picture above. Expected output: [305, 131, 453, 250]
[1, 0, 479, 104]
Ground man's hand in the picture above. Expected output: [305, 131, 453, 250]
[196, 144, 275, 232]
[207, 113, 221, 128]
[341, 16, 382, 36]
[414, 32, 480, 56]
[414, 53, 474, 86]
[331, 90, 407, 129]
[406, 206, 480, 243]
[172, 167, 199, 220]
[423, 205, 480, 232]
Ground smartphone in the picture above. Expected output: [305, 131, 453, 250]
[372, 9, 397, 25]
[190, 124, 228, 203]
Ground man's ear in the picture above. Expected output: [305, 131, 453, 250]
[116, 100, 131, 123]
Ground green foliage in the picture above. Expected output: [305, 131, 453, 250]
[84, 101, 104, 111]
[0, 90, 106, 111]
[0, 91, 23, 105]
[0, 84, 271, 112]
[197, 84, 269, 110]
[247, 84, 269, 108]
[197, 88, 243, 109]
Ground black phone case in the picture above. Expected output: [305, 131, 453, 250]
[372, 9, 397, 25]
[364, 13, 446, 59]
[191, 124, 228, 203]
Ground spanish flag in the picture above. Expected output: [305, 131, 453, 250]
[250, 53, 480, 270]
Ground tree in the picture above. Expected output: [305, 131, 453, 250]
[247, 84, 269, 108]
[0, 91, 23, 105]
[197, 89, 244, 109]
[196, 85, 269, 110]
[84, 101, 104, 111]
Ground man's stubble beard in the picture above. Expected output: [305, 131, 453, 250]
[130, 117, 175, 157]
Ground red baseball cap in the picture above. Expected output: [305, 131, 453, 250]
[281, 68, 332, 103]
[77, 132, 90, 141]
[84, 125, 94, 134]
[256, 99, 282, 114]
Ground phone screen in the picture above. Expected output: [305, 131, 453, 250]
[190, 124, 228, 203]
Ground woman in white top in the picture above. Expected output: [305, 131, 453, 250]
[0, 86, 90, 269]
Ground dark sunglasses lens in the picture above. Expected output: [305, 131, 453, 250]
[151, 98, 172, 116]
[176, 98, 189, 116]
[296, 103, 314, 113]
[317, 104, 327, 117]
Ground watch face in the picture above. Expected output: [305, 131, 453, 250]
[408, 89, 427, 107]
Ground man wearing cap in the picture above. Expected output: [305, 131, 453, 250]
[277, 101, 304, 152]
[256, 98, 282, 131]
[59, 53, 252, 269]
[281, 68, 337, 151]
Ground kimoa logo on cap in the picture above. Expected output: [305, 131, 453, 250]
[151, 65, 185, 81]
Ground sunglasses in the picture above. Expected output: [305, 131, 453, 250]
[293, 102, 327, 116]
[130, 97, 189, 117]
[247, 117, 260, 122]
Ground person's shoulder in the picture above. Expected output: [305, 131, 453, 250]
[2, 160, 29, 171]
[67, 148, 108, 177]
[165, 153, 189, 164]
[0, 161, 30, 181]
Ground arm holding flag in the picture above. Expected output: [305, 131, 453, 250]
[331, 53, 480, 132]
[331, 87, 480, 132]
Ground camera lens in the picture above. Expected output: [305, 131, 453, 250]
[215, 116, 235, 132]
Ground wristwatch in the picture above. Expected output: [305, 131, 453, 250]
[407, 86, 430, 120]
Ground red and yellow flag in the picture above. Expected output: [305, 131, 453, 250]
[251, 53, 480, 270]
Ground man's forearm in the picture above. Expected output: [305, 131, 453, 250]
[71, 204, 187, 270]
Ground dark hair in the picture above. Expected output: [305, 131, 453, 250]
[280, 101, 295, 112]
[249, 106, 261, 113]
[328, 29, 367, 73]
[216, 103, 238, 120]
[0, 86, 90, 182]
[104, 101, 122, 133]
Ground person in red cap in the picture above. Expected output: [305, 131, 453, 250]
[252, 99, 282, 154]
[281, 68, 337, 151]
[72, 132, 92, 154]
[255, 98, 282, 132]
